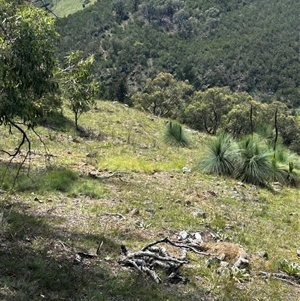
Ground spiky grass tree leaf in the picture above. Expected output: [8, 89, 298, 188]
[236, 136, 275, 186]
[163, 121, 189, 147]
[256, 124, 277, 149]
[199, 133, 240, 176]
[271, 144, 300, 186]
[274, 144, 300, 169]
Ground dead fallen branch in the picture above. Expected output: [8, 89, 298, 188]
[259, 271, 300, 288]
[74, 252, 97, 264]
[119, 232, 251, 284]
[126, 249, 188, 264]
[119, 238, 190, 284]
[119, 236, 219, 284]
[88, 171, 129, 181]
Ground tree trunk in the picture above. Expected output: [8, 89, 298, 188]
[75, 111, 79, 131]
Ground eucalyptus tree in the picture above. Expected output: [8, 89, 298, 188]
[184, 87, 234, 134]
[222, 93, 267, 137]
[61, 51, 99, 131]
[0, 0, 60, 159]
[131, 72, 193, 119]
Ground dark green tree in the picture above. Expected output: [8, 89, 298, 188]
[132, 0, 140, 12]
[112, 76, 128, 103]
[113, 0, 128, 22]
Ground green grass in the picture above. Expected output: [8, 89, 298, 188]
[0, 100, 299, 300]
[51, 0, 98, 18]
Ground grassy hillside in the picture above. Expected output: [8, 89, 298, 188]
[52, 0, 97, 17]
[0, 101, 300, 300]
[34, 0, 97, 17]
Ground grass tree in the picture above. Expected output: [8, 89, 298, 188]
[163, 121, 189, 147]
[256, 124, 277, 149]
[273, 144, 300, 186]
[199, 132, 240, 176]
[236, 135, 277, 186]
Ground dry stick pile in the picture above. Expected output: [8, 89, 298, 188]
[118, 237, 218, 284]
[119, 235, 300, 288]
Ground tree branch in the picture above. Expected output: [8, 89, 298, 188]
[0, 120, 31, 188]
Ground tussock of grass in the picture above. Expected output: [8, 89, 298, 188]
[44, 168, 78, 192]
[69, 179, 108, 198]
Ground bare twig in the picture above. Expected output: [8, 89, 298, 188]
[77, 252, 97, 259]
[141, 237, 216, 256]
[96, 241, 103, 255]
[126, 250, 188, 264]
[141, 237, 169, 251]
[102, 212, 126, 219]
[0, 120, 31, 188]
[58, 240, 72, 251]
[125, 259, 162, 283]
[273, 276, 300, 287]
[31, 127, 52, 165]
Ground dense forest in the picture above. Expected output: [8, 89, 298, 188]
[53, 0, 299, 107]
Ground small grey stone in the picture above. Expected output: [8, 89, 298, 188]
[34, 197, 43, 203]
[178, 230, 188, 241]
[130, 208, 139, 216]
[233, 255, 249, 269]
[257, 250, 268, 260]
[182, 167, 191, 173]
[192, 232, 203, 243]
[193, 210, 206, 219]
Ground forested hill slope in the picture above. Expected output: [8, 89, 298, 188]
[54, 0, 299, 106]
